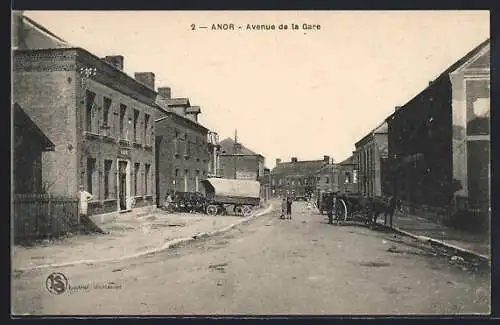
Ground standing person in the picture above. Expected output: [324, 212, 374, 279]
[286, 196, 293, 220]
[327, 193, 335, 225]
[79, 185, 94, 220]
[280, 197, 287, 219]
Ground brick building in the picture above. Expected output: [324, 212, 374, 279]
[271, 156, 330, 199]
[336, 155, 359, 195]
[218, 137, 265, 181]
[315, 158, 337, 195]
[385, 39, 490, 217]
[353, 122, 389, 198]
[154, 88, 210, 204]
[13, 47, 158, 216]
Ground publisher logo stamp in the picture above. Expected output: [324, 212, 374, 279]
[46, 272, 68, 295]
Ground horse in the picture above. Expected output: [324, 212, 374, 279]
[367, 195, 398, 225]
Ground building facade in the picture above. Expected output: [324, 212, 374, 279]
[353, 122, 389, 198]
[218, 138, 265, 182]
[336, 155, 359, 195]
[386, 39, 490, 213]
[13, 48, 158, 216]
[154, 88, 210, 203]
[271, 156, 330, 199]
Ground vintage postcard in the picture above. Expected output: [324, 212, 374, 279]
[11, 10, 490, 316]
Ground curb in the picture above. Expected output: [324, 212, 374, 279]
[14, 204, 274, 272]
[375, 223, 490, 264]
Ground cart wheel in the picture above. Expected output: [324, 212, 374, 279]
[242, 205, 252, 216]
[336, 199, 348, 222]
[234, 205, 244, 216]
[206, 205, 218, 216]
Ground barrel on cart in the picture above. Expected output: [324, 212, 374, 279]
[201, 178, 261, 216]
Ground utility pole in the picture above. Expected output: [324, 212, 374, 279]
[234, 129, 238, 179]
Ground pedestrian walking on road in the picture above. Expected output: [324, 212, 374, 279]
[280, 197, 287, 219]
[286, 196, 293, 220]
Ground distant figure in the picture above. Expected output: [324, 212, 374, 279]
[326, 193, 335, 225]
[286, 196, 293, 220]
[280, 197, 287, 219]
[163, 192, 173, 211]
[79, 185, 94, 219]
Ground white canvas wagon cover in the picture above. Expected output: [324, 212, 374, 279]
[202, 178, 261, 199]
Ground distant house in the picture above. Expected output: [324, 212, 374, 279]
[13, 103, 55, 194]
[336, 155, 359, 195]
[353, 122, 389, 198]
[385, 39, 490, 212]
[271, 156, 331, 198]
[218, 137, 265, 182]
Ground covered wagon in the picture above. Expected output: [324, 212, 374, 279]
[201, 178, 261, 216]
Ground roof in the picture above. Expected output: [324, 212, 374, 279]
[355, 121, 388, 147]
[339, 155, 355, 166]
[272, 159, 327, 176]
[13, 103, 55, 151]
[154, 98, 208, 131]
[16, 14, 73, 50]
[166, 98, 190, 106]
[219, 138, 261, 156]
[202, 178, 261, 199]
[386, 38, 490, 121]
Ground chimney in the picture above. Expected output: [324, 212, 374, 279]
[234, 142, 242, 154]
[291, 157, 298, 163]
[103, 55, 124, 71]
[158, 87, 171, 99]
[395, 105, 402, 111]
[428, 81, 433, 86]
[276, 158, 281, 165]
[135, 72, 155, 90]
[323, 155, 330, 163]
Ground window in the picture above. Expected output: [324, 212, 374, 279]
[144, 114, 150, 145]
[103, 97, 112, 129]
[119, 104, 127, 139]
[134, 163, 140, 196]
[184, 133, 189, 155]
[345, 172, 352, 184]
[325, 177, 330, 184]
[85, 91, 96, 133]
[466, 79, 490, 136]
[353, 170, 358, 184]
[175, 168, 179, 177]
[174, 130, 180, 155]
[104, 160, 112, 199]
[195, 170, 200, 192]
[133, 110, 139, 142]
[184, 169, 188, 191]
[86, 158, 96, 195]
[145, 164, 151, 195]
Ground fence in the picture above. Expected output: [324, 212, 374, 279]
[13, 194, 80, 243]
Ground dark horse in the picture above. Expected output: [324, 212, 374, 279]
[365, 195, 398, 226]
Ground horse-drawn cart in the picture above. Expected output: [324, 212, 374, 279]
[201, 178, 261, 216]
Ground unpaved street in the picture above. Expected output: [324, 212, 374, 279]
[12, 201, 490, 315]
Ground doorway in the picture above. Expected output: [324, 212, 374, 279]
[117, 160, 131, 211]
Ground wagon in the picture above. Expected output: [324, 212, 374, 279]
[201, 178, 261, 216]
[334, 193, 372, 223]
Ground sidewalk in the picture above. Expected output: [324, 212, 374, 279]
[377, 210, 490, 259]
[12, 206, 270, 271]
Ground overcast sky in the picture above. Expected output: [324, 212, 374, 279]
[24, 10, 489, 168]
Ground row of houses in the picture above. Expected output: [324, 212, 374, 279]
[12, 12, 268, 229]
[352, 38, 490, 228]
[269, 38, 490, 231]
[269, 155, 357, 199]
